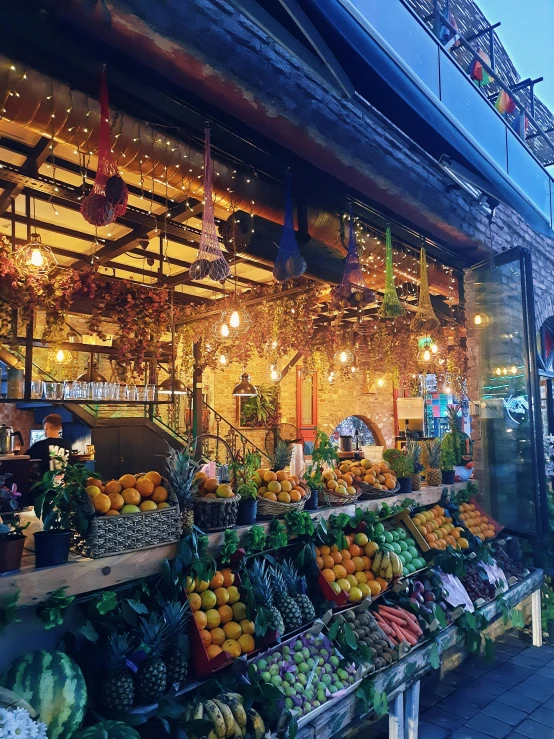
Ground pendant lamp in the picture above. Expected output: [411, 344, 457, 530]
[232, 372, 257, 397]
[158, 376, 188, 394]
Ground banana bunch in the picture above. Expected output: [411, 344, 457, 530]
[184, 693, 265, 739]
[371, 550, 403, 580]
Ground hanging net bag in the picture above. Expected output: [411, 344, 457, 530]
[81, 69, 128, 227]
[378, 226, 405, 318]
[411, 247, 440, 332]
[337, 209, 366, 296]
[273, 171, 306, 282]
[189, 128, 231, 282]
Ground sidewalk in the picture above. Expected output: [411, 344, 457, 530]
[367, 631, 554, 738]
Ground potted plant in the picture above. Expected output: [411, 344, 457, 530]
[33, 459, 93, 568]
[231, 450, 261, 525]
[302, 463, 321, 511]
[440, 435, 457, 485]
[305, 430, 339, 510]
[405, 440, 423, 491]
[383, 448, 414, 494]
[0, 514, 29, 573]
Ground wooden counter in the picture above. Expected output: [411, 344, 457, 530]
[0, 483, 467, 607]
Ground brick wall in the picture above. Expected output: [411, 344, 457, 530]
[203, 353, 395, 456]
[0, 407, 40, 450]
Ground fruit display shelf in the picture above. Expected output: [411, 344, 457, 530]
[295, 567, 544, 739]
[0, 483, 469, 607]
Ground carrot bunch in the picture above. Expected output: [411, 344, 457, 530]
[373, 604, 423, 647]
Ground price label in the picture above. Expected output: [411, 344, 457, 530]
[439, 571, 474, 613]
[481, 561, 508, 591]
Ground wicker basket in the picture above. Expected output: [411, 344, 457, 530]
[318, 486, 361, 507]
[358, 481, 400, 499]
[72, 475, 182, 558]
[194, 496, 240, 532]
[256, 486, 311, 519]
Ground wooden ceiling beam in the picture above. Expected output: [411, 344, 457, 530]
[0, 137, 51, 216]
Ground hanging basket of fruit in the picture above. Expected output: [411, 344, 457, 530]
[72, 471, 181, 559]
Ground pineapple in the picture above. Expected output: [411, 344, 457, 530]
[162, 601, 191, 687]
[270, 566, 303, 632]
[135, 615, 168, 704]
[424, 439, 442, 487]
[166, 445, 201, 533]
[281, 560, 316, 624]
[272, 440, 293, 472]
[405, 440, 422, 491]
[99, 633, 136, 715]
[248, 559, 285, 636]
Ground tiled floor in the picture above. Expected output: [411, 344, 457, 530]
[366, 631, 554, 738]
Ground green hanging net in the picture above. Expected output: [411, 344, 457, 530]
[411, 248, 440, 332]
[378, 226, 405, 319]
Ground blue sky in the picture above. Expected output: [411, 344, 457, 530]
[477, 0, 554, 113]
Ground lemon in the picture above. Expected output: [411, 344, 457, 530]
[200, 590, 217, 610]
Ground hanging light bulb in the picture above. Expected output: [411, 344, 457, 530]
[13, 233, 57, 276]
[267, 363, 282, 382]
[219, 353, 228, 366]
[334, 347, 354, 365]
[229, 310, 240, 328]
[423, 349, 431, 362]
[511, 366, 517, 374]
[377, 377, 385, 387]
[350, 365, 357, 373]
[48, 347, 73, 365]
[495, 368, 502, 376]
[473, 312, 489, 328]
[444, 383, 451, 393]
[430, 342, 438, 354]
[220, 323, 230, 338]
[328, 371, 335, 383]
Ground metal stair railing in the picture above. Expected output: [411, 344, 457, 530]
[202, 399, 271, 461]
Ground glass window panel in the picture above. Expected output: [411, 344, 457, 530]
[439, 52, 508, 171]
[472, 255, 538, 533]
[507, 129, 552, 222]
[301, 374, 313, 426]
[345, 0, 440, 97]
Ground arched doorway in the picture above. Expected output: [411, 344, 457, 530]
[330, 414, 386, 448]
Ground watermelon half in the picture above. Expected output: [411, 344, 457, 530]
[1, 650, 87, 739]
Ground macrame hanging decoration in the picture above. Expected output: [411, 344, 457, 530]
[411, 247, 440, 333]
[333, 208, 374, 308]
[378, 226, 405, 319]
[81, 69, 128, 227]
[189, 128, 231, 283]
[273, 171, 307, 282]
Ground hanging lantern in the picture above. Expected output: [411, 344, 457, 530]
[48, 347, 73, 365]
[267, 363, 282, 382]
[219, 353, 228, 367]
[13, 233, 57, 276]
[411, 248, 440, 332]
[378, 226, 405, 318]
[214, 305, 252, 339]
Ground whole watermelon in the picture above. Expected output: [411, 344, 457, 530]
[1, 650, 87, 739]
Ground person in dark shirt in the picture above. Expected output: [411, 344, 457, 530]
[27, 413, 74, 478]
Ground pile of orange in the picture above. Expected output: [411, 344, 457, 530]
[315, 533, 388, 601]
[253, 468, 307, 505]
[458, 502, 496, 540]
[411, 505, 469, 550]
[188, 567, 256, 660]
[85, 471, 170, 516]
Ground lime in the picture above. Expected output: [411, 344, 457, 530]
[375, 522, 385, 534]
